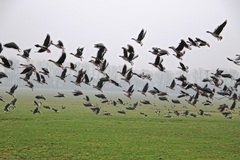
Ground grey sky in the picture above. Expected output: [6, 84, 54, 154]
[0, 0, 240, 71]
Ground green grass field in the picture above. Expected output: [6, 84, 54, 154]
[0, 89, 240, 160]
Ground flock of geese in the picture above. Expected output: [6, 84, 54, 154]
[0, 20, 240, 118]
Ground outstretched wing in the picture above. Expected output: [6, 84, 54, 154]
[214, 20, 227, 35]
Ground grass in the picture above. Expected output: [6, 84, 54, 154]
[0, 89, 240, 160]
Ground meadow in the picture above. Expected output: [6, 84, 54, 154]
[0, 89, 240, 160]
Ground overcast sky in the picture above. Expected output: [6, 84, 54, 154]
[0, 0, 240, 72]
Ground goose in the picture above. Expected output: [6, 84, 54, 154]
[149, 47, 169, 56]
[0, 55, 14, 70]
[190, 113, 197, 118]
[138, 82, 149, 96]
[17, 48, 31, 61]
[40, 75, 48, 84]
[96, 59, 108, 74]
[169, 46, 185, 60]
[206, 20, 227, 40]
[72, 90, 83, 96]
[117, 98, 124, 105]
[35, 95, 46, 100]
[158, 96, 169, 102]
[6, 84, 18, 97]
[91, 105, 101, 114]
[35, 34, 52, 53]
[70, 47, 84, 60]
[95, 93, 107, 99]
[39, 68, 50, 78]
[83, 102, 93, 107]
[121, 69, 133, 84]
[51, 40, 64, 50]
[93, 80, 105, 92]
[48, 51, 66, 69]
[110, 79, 122, 88]
[187, 37, 199, 47]
[117, 64, 132, 77]
[9, 98, 17, 109]
[148, 87, 160, 96]
[4, 42, 21, 52]
[178, 62, 189, 73]
[0, 72, 8, 83]
[230, 101, 236, 110]
[94, 43, 107, 59]
[140, 100, 151, 105]
[54, 92, 65, 98]
[123, 84, 134, 99]
[117, 110, 126, 114]
[52, 108, 59, 113]
[171, 99, 181, 104]
[19, 64, 36, 74]
[31, 106, 41, 114]
[43, 105, 51, 109]
[83, 95, 90, 102]
[131, 29, 147, 46]
[83, 73, 93, 86]
[66, 62, 77, 72]
[4, 103, 10, 113]
[149, 56, 161, 69]
[56, 68, 68, 82]
[33, 72, 42, 84]
[119, 45, 138, 65]
[166, 79, 176, 90]
[25, 81, 34, 90]
[71, 71, 84, 86]
[195, 38, 210, 47]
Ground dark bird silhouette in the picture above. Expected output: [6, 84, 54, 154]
[72, 90, 83, 96]
[158, 96, 169, 102]
[4, 103, 10, 113]
[66, 62, 77, 72]
[54, 92, 65, 98]
[31, 106, 41, 114]
[178, 62, 189, 73]
[25, 81, 34, 90]
[48, 51, 66, 69]
[195, 38, 210, 47]
[187, 37, 199, 47]
[0, 95, 5, 102]
[4, 42, 21, 52]
[123, 84, 134, 99]
[119, 45, 138, 65]
[17, 48, 31, 61]
[6, 84, 18, 97]
[35, 34, 52, 53]
[33, 72, 42, 84]
[95, 93, 107, 99]
[149, 47, 169, 56]
[52, 108, 59, 113]
[118, 110, 126, 114]
[0, 55, 14, 70]
[138, 82, 149, 96]
[35, 95, 46, 100]
[166, 79, 176, 90]
[56, 68, 68, 82]
[70, 47, 84, 60]
[117, 64, 132, 77]
[0, 72, 8, 83]
[96, 59, 109, 74]
[41, 75, 48, 84]
[39, 68, 50, 78]
[131, 29, 147, 46]
[51, 40, 64, 51]
[83, 95, 90, 102]
[207, 20, 227, 40]
[121, 69, 133, 84]
[93, 80, 105, 92]
[91, 105, 101, 114]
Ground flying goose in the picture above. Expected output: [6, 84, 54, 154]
[4, 42, 21, 52]
[48, 51, 66, 69]
[131, 29, 147, 46]
[206, 20, 227, 40]
[35, 34, 52, 53]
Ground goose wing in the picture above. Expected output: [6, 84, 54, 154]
[56, 51, 66, 65]
[214, 20, 227, 35]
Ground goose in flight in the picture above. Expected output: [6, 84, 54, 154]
[51, 40, 64, 51]
[178, 62, 189, 73]
[17, 48, 31, 61]
[4, 42, 21, 52]
[123, 84, 134, 99]
[70, 47, 84, 61]
[131, 29, 147, 46]
[207, 20, 227, 40]
[195, 38, 210, 47]
[56, 68, 68, 82]
[166, 79, 176, 90]
[138, 82, 149, 96]
[54, 92, 65, 98]
[48, 51, 66, 69]
[0, 72, 8, 83]
[72, 90, 83, 96]
[39, 68, 50, 78]
[6, 84, 18, 97]
[117, 64, 132, 77]
[35, 34, 52, 53]
[0, 55, 14, 70]
[149, 47, 169, 57]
